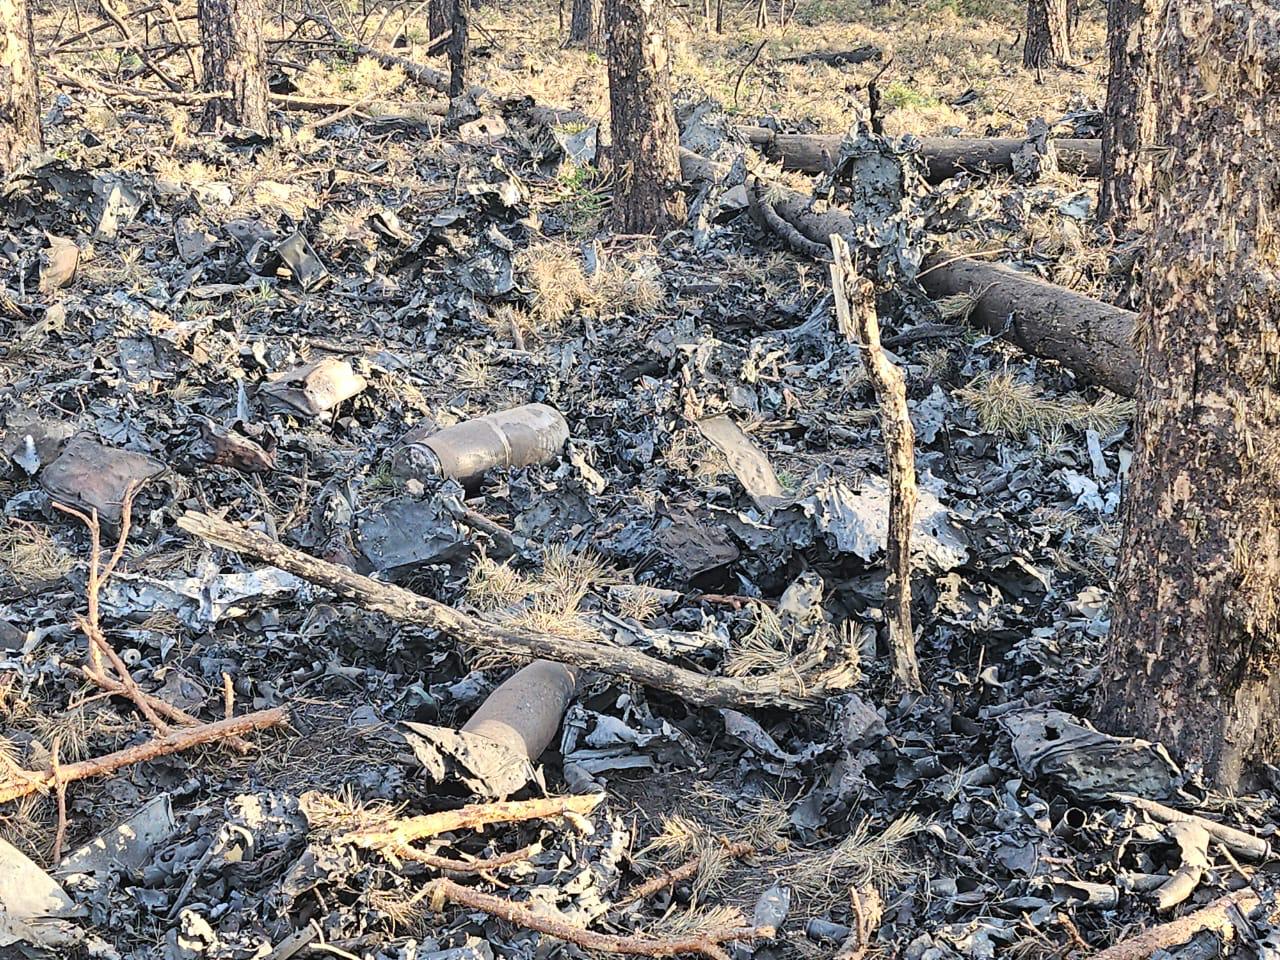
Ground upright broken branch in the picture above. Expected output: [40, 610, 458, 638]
[829, 235, 921, 693]
[177, 512, 819, 710]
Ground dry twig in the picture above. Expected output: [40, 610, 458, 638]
[342, 794, 603, 852]
[1090, 888, 1260, 960]
[0, 708, 288, 804]
[614, 840, 754, 909]
[425, 876, 773, 959]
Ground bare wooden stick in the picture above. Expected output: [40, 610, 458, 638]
[835, 884, 883, 960]
[0, 707, 288, 804]
[394, 842, 537, 875]
[176, 511, 818, 710]
[1091, 889, 1260, 960]
[425, 876, 773, 960]
[343, 794, 603, 850]
[829, 235, 922, 692]
[159, 0, 200, 82]
[98, 0, 184, 90]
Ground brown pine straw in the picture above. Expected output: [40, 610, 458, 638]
[424, 876, 774, 960]
[613, 840, 755, 909]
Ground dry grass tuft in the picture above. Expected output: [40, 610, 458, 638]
[367, 884, 431, 935]
[934, 292, 980, 324]
[300, 788, 403, 834]
[464, 547, 618, 667]
[666, 428, 732, 483]
[656, 905, 751, 937]
[466, 553, 529, 612]
[0, 519, 73, 588]
[27, 707, 97, 762]
[786, 814, 921, 899]
[724, 601, 862, 698]
[0, 791, 54, 861]
[519, 243, 664, 329]
[611, 584, 666, 624]
[955, 371, 1134, 438]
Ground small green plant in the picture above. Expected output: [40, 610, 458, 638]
[881, 81, 942, 111]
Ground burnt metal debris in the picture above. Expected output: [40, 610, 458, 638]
[0, 31, 1275, 960]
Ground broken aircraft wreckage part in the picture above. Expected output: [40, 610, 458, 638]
[403, 660, 580, 798]
[391, 402, 571, 487]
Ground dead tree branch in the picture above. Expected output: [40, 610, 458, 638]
[1090, 888, 1260, 960]
[342, 794, 604, 851]
[613, 840, 754, 909]
[0, 708, 288, 804]
[829, 235, 921, 692]
[177, 511, 820, 710]
[425, 876, 773, 960]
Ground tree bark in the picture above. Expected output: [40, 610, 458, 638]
[198, 0, 269, 132]
[1023, 0, 1072, 69]
[568, 0, 601, 47]
[917, 252, 1138, 397]
[679, 149, 1141, 396]
[429, 0, 455, 43]
[606, 0, 686, 233]
[1097, 0, 1280, 790]
[447, 0, 468, 99]
[1098, 0, 1157, 230]
[1, 0, 42, 171]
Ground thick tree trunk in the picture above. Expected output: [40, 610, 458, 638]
[1097, 0, 1280, 789]
[447, 0, 468, 99]
[1023, 0, 1072, 69]
[1, 0, 42, 171]
[606, 0, 686, 233]
[1098, 0, 1156, 230]
[429, 0, 454, 42]
[198, 0, 269, 133]
[568, 0, 601, 47]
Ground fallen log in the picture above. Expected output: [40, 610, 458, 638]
[917, 253, 1138, 397]
[177, 511, 818, 710]
[681, 148, 1138, 395]
[1090, 888, 1260, 960]
[778, 45, 881, 67]
[734, 125, 1102, 181]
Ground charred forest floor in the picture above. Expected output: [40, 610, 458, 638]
[2, 1, 1277, 959]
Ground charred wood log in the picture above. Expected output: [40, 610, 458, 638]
[734, 125, 1101, 181]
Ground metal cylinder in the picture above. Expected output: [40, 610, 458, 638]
[391, 403, 570, 488]
[462, 660, 579, 762]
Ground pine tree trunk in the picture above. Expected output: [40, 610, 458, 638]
[1098, 0, 1156, 230]
[1023, 0, 1072, 69]
[568, 0, 601, 47]
[1097, 0, 1280, 790]
[447, 0, 468, 98]
[1, 0, 42, 171]
[606, 0, 686, 234]
[429, 0, 454, 41]
[198, 0, 269, 133]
